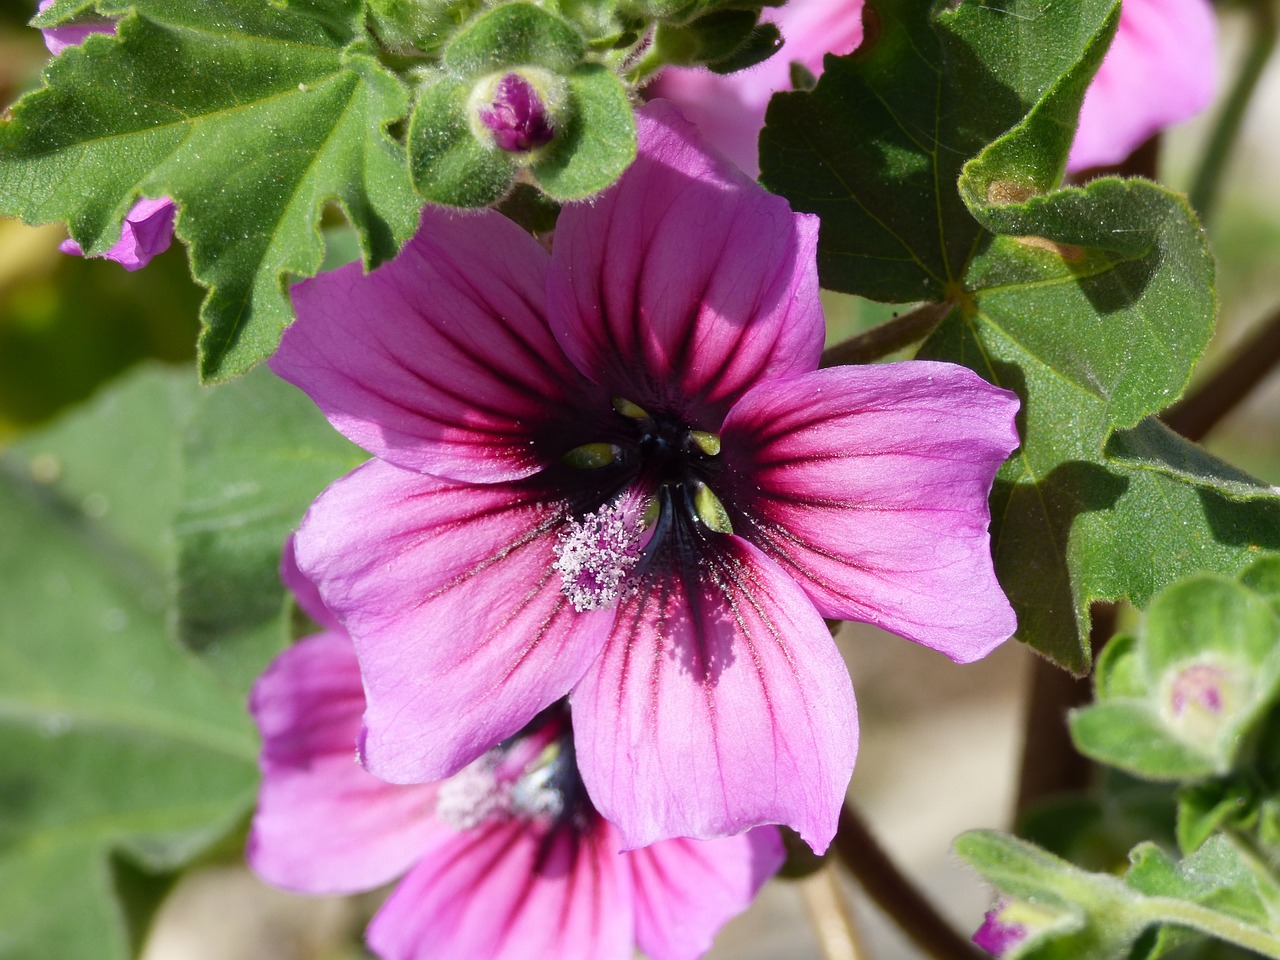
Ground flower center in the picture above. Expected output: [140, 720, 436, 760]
[435, 708, 592, 833]
[554, 397, 734, 610]
[616, 399, 733, 535]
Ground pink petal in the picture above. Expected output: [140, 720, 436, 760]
[273, 206, 606, 484]
[571, 535, 856, 853]
[631, 828, 785, 960]
[38, 0, 114, 56]
[648, 0, 865, 177]
[292, 459, 615, 784]
[279, 535, 341, 632]
[1069, 0, 1217, 171]
[547, 101, 824, 428]
[719, 362, 1020, 663]
[247, 632, 444, 893]
[59, 197, 175, 270]
[367, 816, 633, 960]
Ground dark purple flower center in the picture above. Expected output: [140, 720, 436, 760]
[555, 401, 732, 609]
[637, 419, 716, 479]
[478, 73, 556, 153]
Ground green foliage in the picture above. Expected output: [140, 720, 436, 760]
[174, 368, 366, 691]
[5, 0, 420, 383]
[0, 365, 259, 960]
[762, 0, 1280, 671]
[958, 830, 1280, 960]
[0, 228, 200, 435]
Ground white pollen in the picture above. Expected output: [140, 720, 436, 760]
[435, 759, 509, 831]
[511, 761, 567, 821]
[553, 500, 642, 612]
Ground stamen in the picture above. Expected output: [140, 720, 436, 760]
[554, 495, 645, 612]
[692, 481, 734, 534]
[688, 430, 721, 456]
[562, 442, 622, 470]
[612, 396, 650, 419]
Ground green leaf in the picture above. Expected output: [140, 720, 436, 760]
[765, 0, 1260, 671]
[1127, 837, 1280, 935]
[0, 364, 259, 960]
[1019, 772, 1178, 873]
[1, 1, 419, 382]
[925, 175, 1226, 671]
[174, 368, 365, 690]
[1108, 419, 1280, 502]
[532, 63, 636, 201]
[408, 76, 517, 207]
[443, 1, 584, 73]
[956, 830, 1144, 959]
[760, 0, 1118, 301]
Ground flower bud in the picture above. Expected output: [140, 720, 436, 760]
[471, 71, 558, 153]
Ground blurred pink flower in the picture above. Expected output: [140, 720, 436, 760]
[648, 0, 865, 176]
[36, 0, 112, 55]
[973, 900, 1027, 957]
[249, 544, 784, 960]
[1069, 0, 1218, 170]
[651, 0, 1216, 177]
[37, 0, 177, 269]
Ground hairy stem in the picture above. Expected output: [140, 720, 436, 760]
[1189, 0, 1278, 226]
[832, 803, 983, 960]
[820, 301, 952, 368]
[1163, 301, 1280, 442]
[800, 865, 869, 960]
[1136, 898, 1280, 959]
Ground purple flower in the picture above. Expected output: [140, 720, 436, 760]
[477, 72, 557, 152]
[249, 546, 784, 960]
[973, 901, 1027, 957]
[57, 196, 175, 271]
[271, 101, 1019, 852]
[648, 0, 865, 176]
[37, 1, 177, 270]
[1069, 0, 1217, 171]
[652, 0, 1215, 178]
[972, 897, 1069, 958]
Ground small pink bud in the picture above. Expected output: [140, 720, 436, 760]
[477, 73, 555, 152]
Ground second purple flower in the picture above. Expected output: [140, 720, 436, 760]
[271, 101, 1020, 853]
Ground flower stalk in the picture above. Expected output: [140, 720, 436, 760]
[832, 803, 983, 960]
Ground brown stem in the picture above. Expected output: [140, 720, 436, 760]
[1162, 302, 1280, 443]
[820, 301, 952, 368]
[1013, 604, 1115, 820]
[832, 802, 984, 960]
[800, 865, 869, 960]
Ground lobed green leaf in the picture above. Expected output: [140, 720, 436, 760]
[2, 1, 419, 382]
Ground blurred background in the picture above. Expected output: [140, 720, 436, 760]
[1, 0, 1277, 956]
